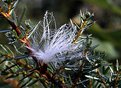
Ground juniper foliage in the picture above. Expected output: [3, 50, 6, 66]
[0, 0, 121, 88]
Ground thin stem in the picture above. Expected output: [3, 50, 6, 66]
[0, 13, 21, 36]
[96, 69, 108, 88]
[71, 62, 85, 88]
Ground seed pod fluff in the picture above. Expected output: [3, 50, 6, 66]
[27, 12, 83, 63]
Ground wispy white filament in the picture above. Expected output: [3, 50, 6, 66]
[27, 12, 82, 63]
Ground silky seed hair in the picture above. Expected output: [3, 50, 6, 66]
[27, 11, 84, 64]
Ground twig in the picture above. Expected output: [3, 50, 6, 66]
[71, 62, 85, 88]
[0, 13, 21, 36]
[96, 69, 108, 88]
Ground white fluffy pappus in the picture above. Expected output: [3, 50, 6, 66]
[27, 12, 82, 63]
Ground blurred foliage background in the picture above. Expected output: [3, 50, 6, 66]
[1, 0, 121, 62]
